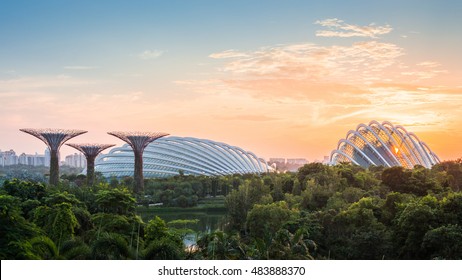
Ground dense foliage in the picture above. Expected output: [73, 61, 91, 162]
[1, 160, 462, 259]
[0, 165, 83, 185]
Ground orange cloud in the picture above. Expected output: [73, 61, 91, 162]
[315, 18, 393, 38]
[175, 20, 462, 160]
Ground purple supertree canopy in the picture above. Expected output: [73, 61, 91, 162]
[107, 131, 168, 193]
[20, 128, 87, 150]
[66, 143, 115, 158]
[107, 131, 169, 151]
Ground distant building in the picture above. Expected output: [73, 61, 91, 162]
[286, 158, 308, 165]
[64, 153, 86, 168]
[44, 149, 50, 167]
[269, 158, 286, 165]
[18, 152, 47, 166]
[0, 149, 18, 166]
[267, 157, 308, 172]
[1, 148, 50, 167]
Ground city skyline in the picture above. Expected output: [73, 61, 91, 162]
[0, 147, 86, 168]
[1, 0, 462, 161]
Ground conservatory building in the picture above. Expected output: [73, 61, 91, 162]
[95, 136, 272, 178]
[330, 120, 440, 169]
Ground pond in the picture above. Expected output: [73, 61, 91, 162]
[138, 209, 227, 246]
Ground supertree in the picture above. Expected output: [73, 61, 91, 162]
[66, 143, 115, 186]
[19, 128, 87, 186]
[107, 131, 168, 193]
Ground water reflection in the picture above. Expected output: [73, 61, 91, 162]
[140, 211, 226, 246]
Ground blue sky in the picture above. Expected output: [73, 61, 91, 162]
[1, 0, 462, 160]
[2, 0, 461, 73]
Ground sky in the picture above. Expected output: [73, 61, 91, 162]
[1, 0, 462, 161]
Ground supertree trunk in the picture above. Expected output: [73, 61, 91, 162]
[107, 131, 168, 194]
[49, 149, 60, 186]
[20, 128, 87, 187]
[66, 143, 114, 187]
[134, 150, 144, 193]
[86, 156, 96, 186]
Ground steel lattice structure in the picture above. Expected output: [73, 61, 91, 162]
[330, 120, 440, 169]
[95, 136, 272, 178]
[66, 143, 115, 186]
[20, 128, 87, 185]
[107, 131, 169, 193]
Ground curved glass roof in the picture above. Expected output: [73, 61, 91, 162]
[95, 136, 272, 178]
[330, 120, 440, 169]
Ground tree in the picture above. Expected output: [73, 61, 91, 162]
[393, 196, 441, 259]
[29, 236, 58, 260]
[246, 201, 296, 239]
[381, 192, 413, 226]
[300, 180, 333, 210]
[225, 179, 269, 232]
[281, 175, 295, 193]
[44, 191, 82, 207]
[33, 202, 79, 248]
[142, 216, 184, 260]
[91, 232, 132, 260]
[195, 231, 245, 260]
[91, 213, 142, 241]
[0, 195, 42, 259]
[298, 163, 346, 190]
[143, 237, 184, 260]
[269, 228, 315, 260]
[292, 179, 302, 195]
[60, 239, 91, 260]
[324, 197, 391, 259]
[381, 166, 409, 193]
[433, 160, 462, 191]
[271, 183, 284, 202]
[95, 188, 136, 215]
[421, 224, 462, 259]
[2, 179, 46, 202]
[145, 216, 169, 242]
[440, 192, 462, 224]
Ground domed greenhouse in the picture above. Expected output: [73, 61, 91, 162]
[330, 120, 440, 169]
[95, 136, 272, 178]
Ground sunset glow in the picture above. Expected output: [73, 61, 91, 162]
[1, 0, 461, 161]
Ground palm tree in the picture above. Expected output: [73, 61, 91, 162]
[91, 232, 132, 260]
[60, 239, 91, 260]
[29, 236, 58, 260]
[143, 238, 184, 260]
[195, 231, 246, 260]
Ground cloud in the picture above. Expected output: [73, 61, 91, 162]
[209, 41, 404, 83]
[401, 61, 448, 80]
[417, 61, 440, 68]
[177, 39, 461, 142]
[0, 74, 169, 133]
[209, 50, 249, 59]
[173, 19, 461, 158]
[63, 66, 97, 70]
[0, 75, 94, 93]
[315, 18, 392, 38]
[137, 50, 164, 60]
[111, 91, 144, 102]
[213, 114, 280, 122]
